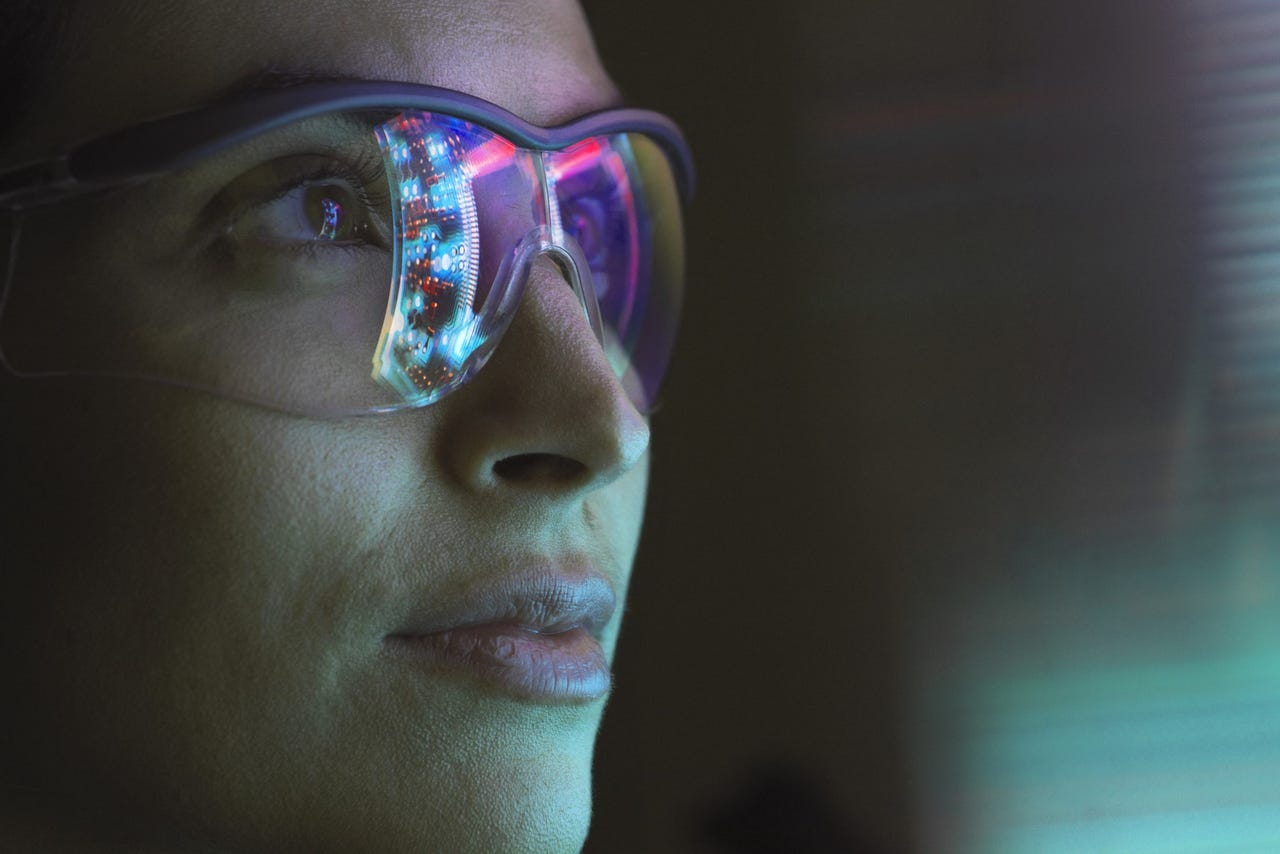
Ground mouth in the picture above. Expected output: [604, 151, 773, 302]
[382, 568, 617, 703]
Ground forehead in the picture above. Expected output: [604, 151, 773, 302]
[17, 0, 619, 157]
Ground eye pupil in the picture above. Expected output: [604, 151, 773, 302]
[319, 197, 343, 240]
[310, 189, 346, 241]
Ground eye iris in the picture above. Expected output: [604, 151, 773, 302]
[303, 185, 347, 241]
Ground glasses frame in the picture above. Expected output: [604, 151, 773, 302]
[0, 80, 693, 416]
[0, 79, 695, 212]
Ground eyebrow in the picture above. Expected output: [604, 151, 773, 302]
[217, 65, 357, 101]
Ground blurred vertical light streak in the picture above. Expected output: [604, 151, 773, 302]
[1181, 0, 1280, 511]
[910, 3, 1280, 853]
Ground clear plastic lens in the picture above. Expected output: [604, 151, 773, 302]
[0, 109, 684, 416]
[571, 134, 684, 410]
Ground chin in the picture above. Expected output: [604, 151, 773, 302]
[351, 772, 594, 854]
[266, 719, 601, 854]
[436, 734, 597, 854]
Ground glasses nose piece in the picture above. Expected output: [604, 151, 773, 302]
[530, 234, 605, 347]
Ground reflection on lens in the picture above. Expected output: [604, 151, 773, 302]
[548, 135, 654, 405]
[374, 112, 487, 402]
[559, 133, 684, 412]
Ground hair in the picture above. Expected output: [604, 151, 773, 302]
[0, 1, 74, 154]
[1, 2, 74, 416]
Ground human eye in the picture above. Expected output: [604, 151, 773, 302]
[217, 153, 392, 256]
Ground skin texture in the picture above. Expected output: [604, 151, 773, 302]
[0, 1, 649, 852]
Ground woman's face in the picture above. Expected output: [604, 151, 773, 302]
[0, 2, 649, 852]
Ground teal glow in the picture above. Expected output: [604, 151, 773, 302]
[993, 805, 1280, 854]
[915, 524, 1280, 853]
[912, 5, 1280, 851]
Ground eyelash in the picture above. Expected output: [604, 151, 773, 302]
[225, 150, 391, 254]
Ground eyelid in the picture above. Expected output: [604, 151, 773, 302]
[210, 151, 392, 248]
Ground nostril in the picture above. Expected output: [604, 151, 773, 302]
[492, 452, 588, 484]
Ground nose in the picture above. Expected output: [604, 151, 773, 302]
[434, 254, 650, 494]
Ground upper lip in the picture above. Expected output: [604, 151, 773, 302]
[386, 564, 617, 641]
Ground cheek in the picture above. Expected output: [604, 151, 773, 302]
[612, 450, 650, 563]
[0, 388, 403, 804]
[589, 449, 650, 607]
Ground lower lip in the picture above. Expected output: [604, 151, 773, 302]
[384, 625, 611, 703]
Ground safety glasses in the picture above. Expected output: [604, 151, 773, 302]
[0, 80, 693, 416]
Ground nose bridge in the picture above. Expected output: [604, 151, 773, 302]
[545, 245, 603, 346]
[442, 236, 651, 494]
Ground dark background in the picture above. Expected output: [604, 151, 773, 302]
[581, 3, 1280, 852]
